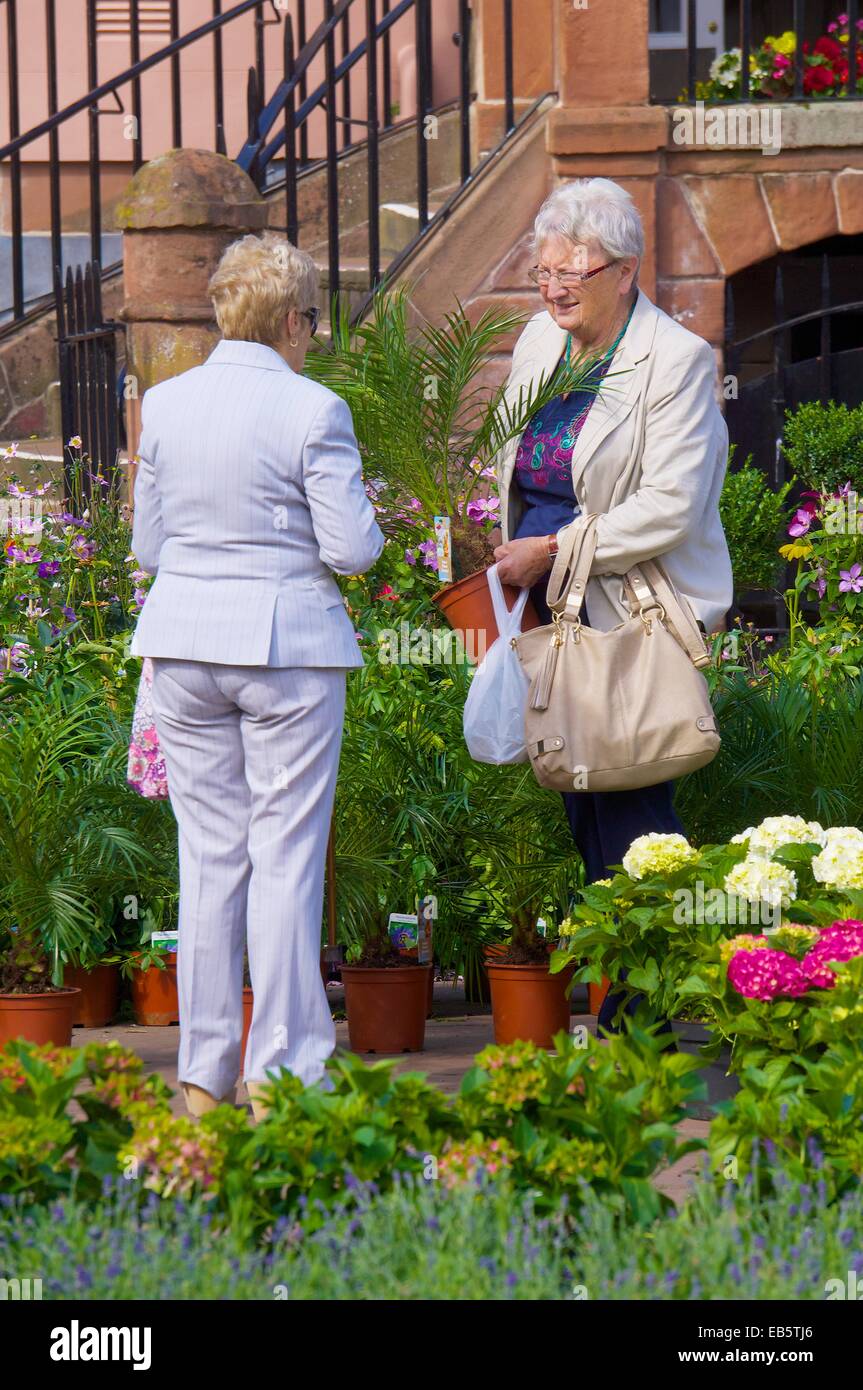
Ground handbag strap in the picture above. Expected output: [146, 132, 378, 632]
[544, 514, 599, 621]
[623, 559, 711, 668]
[543, 514, 710, 669]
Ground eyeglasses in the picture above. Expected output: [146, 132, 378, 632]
[303, 307, 319, 335]
[528, 261, 617, 288]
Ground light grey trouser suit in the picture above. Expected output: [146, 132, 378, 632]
[150, 658, 347, 1097]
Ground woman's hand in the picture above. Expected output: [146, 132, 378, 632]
[493, 535, 553, 587]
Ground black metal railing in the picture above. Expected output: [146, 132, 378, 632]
[671, 0, 861, 103]
[725, 254, 863, 628]
[55, 260, 123, 497]
[0, 0, 528, 333]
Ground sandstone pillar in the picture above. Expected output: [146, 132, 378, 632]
[115, 148, 269, 460]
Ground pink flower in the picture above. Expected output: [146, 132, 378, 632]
[128, 749, 148, 780]
[838, 563, 863, 594]
[375, 584, 398, 602]
[803, 921, 863, 988]
[788, 503, 817, 537]
[727, 948, 811, 1001]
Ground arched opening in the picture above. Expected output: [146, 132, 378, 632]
[724, 232, 863, 485]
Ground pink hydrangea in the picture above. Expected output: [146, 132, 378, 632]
[802, 920, 863, 988]
[727, 947, 811, 1000]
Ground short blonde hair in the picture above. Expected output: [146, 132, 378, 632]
[208, 232, 319, 346]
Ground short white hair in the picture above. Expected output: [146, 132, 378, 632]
[208, 231, 319, 346]
[533, 178, 644, 265]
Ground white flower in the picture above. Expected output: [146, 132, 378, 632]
[622, 833, 698, 881]
[736, 815, 827, 859]
[811, 826, 863, 893]
[723, 856, 797, 909]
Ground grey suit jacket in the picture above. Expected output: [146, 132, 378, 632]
[130, 339, 385, 667]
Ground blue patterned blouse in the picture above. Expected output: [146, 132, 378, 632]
[512, 309, 634, 541]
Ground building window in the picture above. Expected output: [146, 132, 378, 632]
[649, 0, 683, 34]
[96, 2, 172, 37]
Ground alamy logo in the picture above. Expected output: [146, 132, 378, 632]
[0, 1276, 42, 1299]
[49, 1321, 152, 1370]
[671, 100, 782, 156]
[825, 1271, 863, 1300]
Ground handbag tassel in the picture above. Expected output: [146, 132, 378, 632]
[530, 632, 562, 711]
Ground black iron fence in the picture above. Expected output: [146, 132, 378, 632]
[725, 254, 863, 630]
[0, 0, 531, 482]
[55, 260, 123, 493]
[0, 0, 526, 330]
[725, 257, 863, 494]
[655, 0, 861, 103]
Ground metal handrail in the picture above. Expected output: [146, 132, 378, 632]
[0, 0, 528, 338]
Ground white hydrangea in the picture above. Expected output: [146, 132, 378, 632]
[723, 856, 797, 908]
[621, 833, 698, 881]
[811, 826, 863, 893]
[732, 815, 827, 859]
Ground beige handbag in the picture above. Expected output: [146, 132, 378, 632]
[511, 515, 720, 793]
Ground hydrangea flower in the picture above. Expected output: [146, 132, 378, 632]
[802, 921, 863, 987]
[723, 856, 797, 909]
[621, 832, 698, 880]
[730, 815, 825, 857]
[811, 826, 863, 892]
[727, 947, 810, 1000]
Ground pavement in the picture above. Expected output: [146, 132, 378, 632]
[70, 977, 730, 1206]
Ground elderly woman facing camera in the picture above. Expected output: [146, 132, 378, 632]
[493, 178, 732, 1030]
[130, 233, 384, 1118]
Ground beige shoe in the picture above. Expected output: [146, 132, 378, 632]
[245, 1080, 272, 1124]
[181, 1082, 237, 1117]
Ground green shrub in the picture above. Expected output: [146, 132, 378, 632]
[782, 401, 863, 495]
[0, 1036, 704, 1233]
[719, 453, 793, 593]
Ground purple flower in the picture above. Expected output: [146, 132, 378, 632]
[417, 539, 439, 571]
[838, 563, 863, 595]
[61, 605, 77, 623]
[465, 496, 501, 525]
[404, 549, 416, 566]
[37, 560, 61, 578]
[788, 506, 816, 538]
[70, 535, 96, 562]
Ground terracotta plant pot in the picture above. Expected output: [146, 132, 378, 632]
[340, 964, 432, 1053]
[0, 988, 81, 1047]
[131, 957, 179, 1026]
[240, 985, 254, 1077]
[486, 960, 576, 1048]
[588, 976, 611, 1015]
[432, 566, 540, 656]
[66, 964, 120, 1028]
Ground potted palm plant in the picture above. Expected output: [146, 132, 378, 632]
[463, 761, 579, 1047]
[0, 673, 157, 1045]
[307, 287, 605, 648]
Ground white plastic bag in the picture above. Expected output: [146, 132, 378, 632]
[462, 564, 531, 764]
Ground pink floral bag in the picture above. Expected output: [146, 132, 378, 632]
[127, 657, 169, 799]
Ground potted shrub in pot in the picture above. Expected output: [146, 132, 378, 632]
[339, 902, 432, 1054]
[0, 676, 156, 1045]
[464, 762, 579, 1047]
[307, 288, 605, 650]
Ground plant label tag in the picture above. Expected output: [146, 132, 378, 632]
[434, 515, 452, 582]
[150, 930, 178, 954]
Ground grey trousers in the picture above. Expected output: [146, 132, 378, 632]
[150, 659, 347, 1096]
